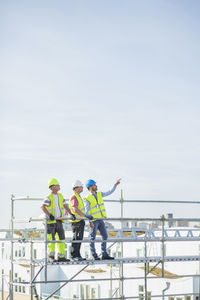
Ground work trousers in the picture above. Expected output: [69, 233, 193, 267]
[71, 220, 85, 258]
[47, 220, 65, 258]
[90, 220, 108, 257]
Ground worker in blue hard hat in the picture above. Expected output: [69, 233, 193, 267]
[85, 178, 121, 260]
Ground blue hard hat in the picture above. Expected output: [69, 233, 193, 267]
[85, 179, 96, 189]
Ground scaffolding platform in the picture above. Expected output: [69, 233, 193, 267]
[13, 255, 200, 267]
[45, 255, 200, 265]
[8, 195, 200, 300]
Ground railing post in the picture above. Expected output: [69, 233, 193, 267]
[161, 215, 165, 278]
[119, 189, 124, 300]
[30, 240, 34, 300]
[144, 239, 148, 300]
[109, 264, 113, 298]
[10, 195, 14, 300]
[1, 270, 4, 300]
[44, 216, 48, 282]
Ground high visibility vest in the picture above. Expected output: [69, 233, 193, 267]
[45, 193, 65, 224]
[68, 193, 86, 223]
[86, 192, 107, 221]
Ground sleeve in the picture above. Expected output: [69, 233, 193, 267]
[84, 199, 90, 218]
[101, 185, 116, 197]
[63, 198, 67, 205]
[70, 195, 78, 207]
[42, 198, 50, 206]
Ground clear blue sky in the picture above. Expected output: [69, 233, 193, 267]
[1, 0, 200, 227]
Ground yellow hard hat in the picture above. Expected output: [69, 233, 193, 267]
[48, 178, 60, 187]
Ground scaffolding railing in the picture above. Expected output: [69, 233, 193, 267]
[7, 194, 200, 300]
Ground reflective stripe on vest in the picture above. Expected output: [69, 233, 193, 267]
[69, 193, 86, 223]
[45, 193, 65, 224]
[86, 192, 107, 221]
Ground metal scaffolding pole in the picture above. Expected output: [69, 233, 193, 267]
[10, 194, 14, 300]
[14, 272, 200, 285]
[11, 216, 200, 222]
[161, 215, 165, 278]
[30, 240, 34, 300]
[144, 239, 148, 300]
[31, 265, 44, 284]
[44, 217, 48, 282]
[1, 271, 4, 300]
[12, 196, 200, 204]
[46, 264, 89, 300]
[120, 189, 124, 300]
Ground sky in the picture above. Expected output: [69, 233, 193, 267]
[0, 0, 200, 228]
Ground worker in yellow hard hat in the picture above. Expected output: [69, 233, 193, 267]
[41, 178, 76, 262]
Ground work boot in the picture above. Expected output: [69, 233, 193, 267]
[57, 257, 70, 262]
[48, 255, 55, 263]
[72, 256, 86, 262]
[102, 254, 114, 260]
[93, 254, 100, 260]
[78, 256, 86, 261]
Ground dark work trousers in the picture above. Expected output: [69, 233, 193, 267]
[47, 220, 65, 240]
[47, 220, 65, 257]
[71, 220, 85, 258]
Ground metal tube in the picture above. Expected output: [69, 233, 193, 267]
[12, 196, 200, 204]
[7, 236, 200, 243]
[2, 271, 4, 300]
[44, 217, 48, 282]
[161, 215, 165, 278]
[46, 265, 89, 300]
[109, 264, 112, 299]
[12, 197, 44, 201]
[120, 189, 124, 300]
[16, 272, 200, 284]
[30, 240, 34, 300]
[31, 266, 44, 284]
[162, 282, 170, 300]
[10, 195, 14, 300]
[104, 200, 200, 204]
[12, 217, 200, 223]
[144, 239, 147, 300]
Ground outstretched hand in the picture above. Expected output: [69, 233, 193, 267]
[114, 178, 121, 186]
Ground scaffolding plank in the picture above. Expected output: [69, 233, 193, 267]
[13, 256, 200, 266]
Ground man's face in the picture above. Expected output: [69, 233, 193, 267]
[51, 185, 60, 193]
[90, 184, 97, 193]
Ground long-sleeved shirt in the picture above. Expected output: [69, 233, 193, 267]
[85, 185, 116, 217]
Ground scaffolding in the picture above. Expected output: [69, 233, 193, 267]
[2, 195, 200, 300]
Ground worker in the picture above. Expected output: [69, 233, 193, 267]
[69, 180, 93, 261]
[85, 179, 121, 260]
[41, 178, 76, 262]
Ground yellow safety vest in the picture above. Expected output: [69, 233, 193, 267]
[86, 192, 107, 221]
[45, 193, 65, 224]
[68, 193, 86, 223]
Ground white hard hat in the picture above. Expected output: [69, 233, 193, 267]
[72, 180, 83, 189]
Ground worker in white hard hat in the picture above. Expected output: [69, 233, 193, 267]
[41, 178, 76, 263]
[69, 180, 93, 261]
